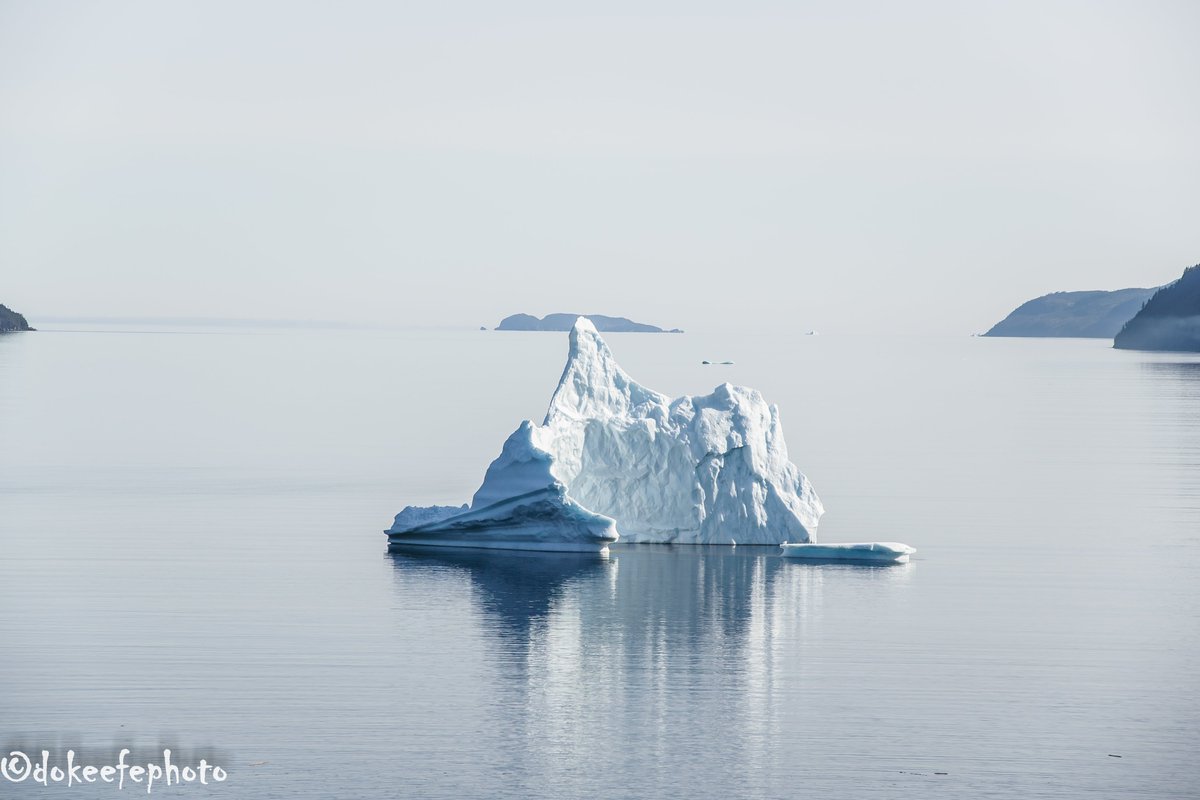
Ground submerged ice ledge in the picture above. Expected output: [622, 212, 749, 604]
[388, 317, 824, 551]
[779, 541, 916, 564]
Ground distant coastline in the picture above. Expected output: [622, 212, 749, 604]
[494, 313, 683, 333]
[30, 315, 352, 329]
[1114, 265, 1200, 352]
[984, 288, 1155, 338]
[0, 304, 34, 332]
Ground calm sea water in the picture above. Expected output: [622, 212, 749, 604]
[1, 325, 1198, 798]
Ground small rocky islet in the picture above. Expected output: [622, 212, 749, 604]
[0, 304, 34, 332]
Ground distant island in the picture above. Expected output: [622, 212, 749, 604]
[495, 314, 683, 333]
[984, 288, 1155, 338]
[1114, 265, 1200, 352]
[0, 304, 34, 332]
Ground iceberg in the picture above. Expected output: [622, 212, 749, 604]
[388, 317, 824, 550]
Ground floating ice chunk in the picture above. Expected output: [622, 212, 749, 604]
[388, 318, 823, 549]
[386, 490, 618, 553]
[391, 504, 468, 530]
[779, 542, 915, 563]
[388, 422, 618, 552]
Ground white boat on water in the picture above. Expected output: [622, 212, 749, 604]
[779, 541, 915, 563]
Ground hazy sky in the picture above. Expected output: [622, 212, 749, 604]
[2, 0, 1198, 334]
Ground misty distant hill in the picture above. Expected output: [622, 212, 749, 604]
[495, 314, 683, 333]
[1114, 265, 1200, 352]
[984, 288, 1155, 338]
[0, 304, 34, 332]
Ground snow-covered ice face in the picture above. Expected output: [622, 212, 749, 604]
[496, 318, 821, 545]
[392, 317, 822, 547]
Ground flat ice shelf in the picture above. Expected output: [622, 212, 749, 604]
[779, 542, 915, 563]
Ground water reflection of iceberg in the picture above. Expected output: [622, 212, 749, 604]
[388, 544, 913, 656]
[387, 545, 915, 794]
[388, 546, 613, 638]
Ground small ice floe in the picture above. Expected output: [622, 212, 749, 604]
[779, 541, 915, 563]
[700, 360, 734, 365]
[805, 330, 818, 336]
[387, 480, 618, 553]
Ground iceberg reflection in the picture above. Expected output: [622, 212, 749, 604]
[387, 546, 612, 638]
[387, 545, 914, 792]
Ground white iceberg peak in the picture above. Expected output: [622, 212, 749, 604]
[388, 319, 823, 550]
[544, 317, 669, 424]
